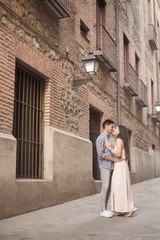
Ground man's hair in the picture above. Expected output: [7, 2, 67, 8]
[102, 119, 114, 129]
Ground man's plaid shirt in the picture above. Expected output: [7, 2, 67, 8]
[96, 132, 115, 170]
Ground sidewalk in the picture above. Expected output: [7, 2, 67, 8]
[0, 178, 160, 240]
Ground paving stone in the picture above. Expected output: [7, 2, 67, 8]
[0, 178, 160, 240]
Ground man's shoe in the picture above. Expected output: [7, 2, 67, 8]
[100, 210, 113, 218]
[107, 210, 115, 216]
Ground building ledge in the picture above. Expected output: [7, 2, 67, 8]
[43, 0, 70, 18]
[123, 83, 138, 96]
[149, 113, 160, 122]
[135, 97, 147, 107]
[94, 50, 117, 72]
[16, 179, 53, 183]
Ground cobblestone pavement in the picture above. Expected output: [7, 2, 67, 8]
[0, 178, 160, 240]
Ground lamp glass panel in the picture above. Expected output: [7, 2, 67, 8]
[155, 105, 160, 112]
[84, 60, 95, 73]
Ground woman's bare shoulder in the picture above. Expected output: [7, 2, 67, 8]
[116, 138, 123, 145]
[116, 138, 123, 143]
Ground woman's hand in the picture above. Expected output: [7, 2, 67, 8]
[105, 141, 111, 150]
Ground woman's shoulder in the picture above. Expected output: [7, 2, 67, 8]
[116, 138, 124, 147]
[116, 138, 123, 143]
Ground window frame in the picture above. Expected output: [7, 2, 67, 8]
[13, 62, 45, 179]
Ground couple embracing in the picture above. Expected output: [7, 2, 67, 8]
[96, 119, 137, 218]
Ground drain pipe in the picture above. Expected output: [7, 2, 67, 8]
[153, 0, 160, 168]
[153, 0, 160, 146]
[153, 0, 160, 103]
[116, 0, 121, 124]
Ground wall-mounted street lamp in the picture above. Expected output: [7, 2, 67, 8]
[73, 53, 99, 87]
[83, 53, 99, 75]
[151, 102, 160, 122]
[155, 102, 160, 112]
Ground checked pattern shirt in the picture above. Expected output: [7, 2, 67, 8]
[96, 132, 115, 170]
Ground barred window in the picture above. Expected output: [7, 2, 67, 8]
[80, 19, 89, 39]
[13, 63, 44, 179]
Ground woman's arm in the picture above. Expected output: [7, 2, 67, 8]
[105, 138, 123, 158]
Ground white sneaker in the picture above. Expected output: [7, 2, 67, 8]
[107, 210, 115, 216]
[100, 210, 113, 218]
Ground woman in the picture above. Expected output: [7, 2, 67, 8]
[105, 125, 137, 217]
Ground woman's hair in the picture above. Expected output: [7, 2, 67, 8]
[117, 125, 130, 161]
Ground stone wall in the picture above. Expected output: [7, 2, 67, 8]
[0, 127, 92, 219]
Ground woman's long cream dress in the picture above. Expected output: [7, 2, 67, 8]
[111, 149, 136, 213]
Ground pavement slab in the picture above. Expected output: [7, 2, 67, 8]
[0, 178, 160, 240]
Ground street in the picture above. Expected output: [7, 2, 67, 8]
[0, 178, 160, 240]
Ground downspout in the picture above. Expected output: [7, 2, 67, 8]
[116, 0, 121, 124]
[153, 0, 160, 144]
[153, 0, 160, 103]
[153, 0, 160, 170]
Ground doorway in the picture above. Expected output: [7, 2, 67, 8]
[89, 107, 101, 180]
[128, 129, 132, 171]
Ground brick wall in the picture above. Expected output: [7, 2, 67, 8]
[0, 0, 159, 147]
[59, 1, 80, 65]
[50, 66, 65, 130]
[0, 0, 117, 140]
[0, 27, 15, 134]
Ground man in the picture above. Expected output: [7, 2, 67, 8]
[96, 119, 121, 218]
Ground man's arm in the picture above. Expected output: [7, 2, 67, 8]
[104, 154, 121, 162]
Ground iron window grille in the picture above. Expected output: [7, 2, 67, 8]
[13, 63, 44, 179]
[80, 19, 89, 39]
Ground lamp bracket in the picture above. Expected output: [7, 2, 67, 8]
[73, 77, 93, 87]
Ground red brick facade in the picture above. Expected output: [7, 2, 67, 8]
[0, 0, 160, 169]
[0, 27, 15, 134]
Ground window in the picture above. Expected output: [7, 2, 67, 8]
[96, 0, 106, 26]
[151, 80, 154, 114]
[157, 21, 160, 51]
[123, 34, 129, 81]
[13, 63, 44, 179]
[96, 0, 106, 51]
[135, 53, 139, 78]
[124, 34, 129, 63]
[128, 129, 132, 171]
[147, 0, 151, 25]
[80, 19, 89, 39]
